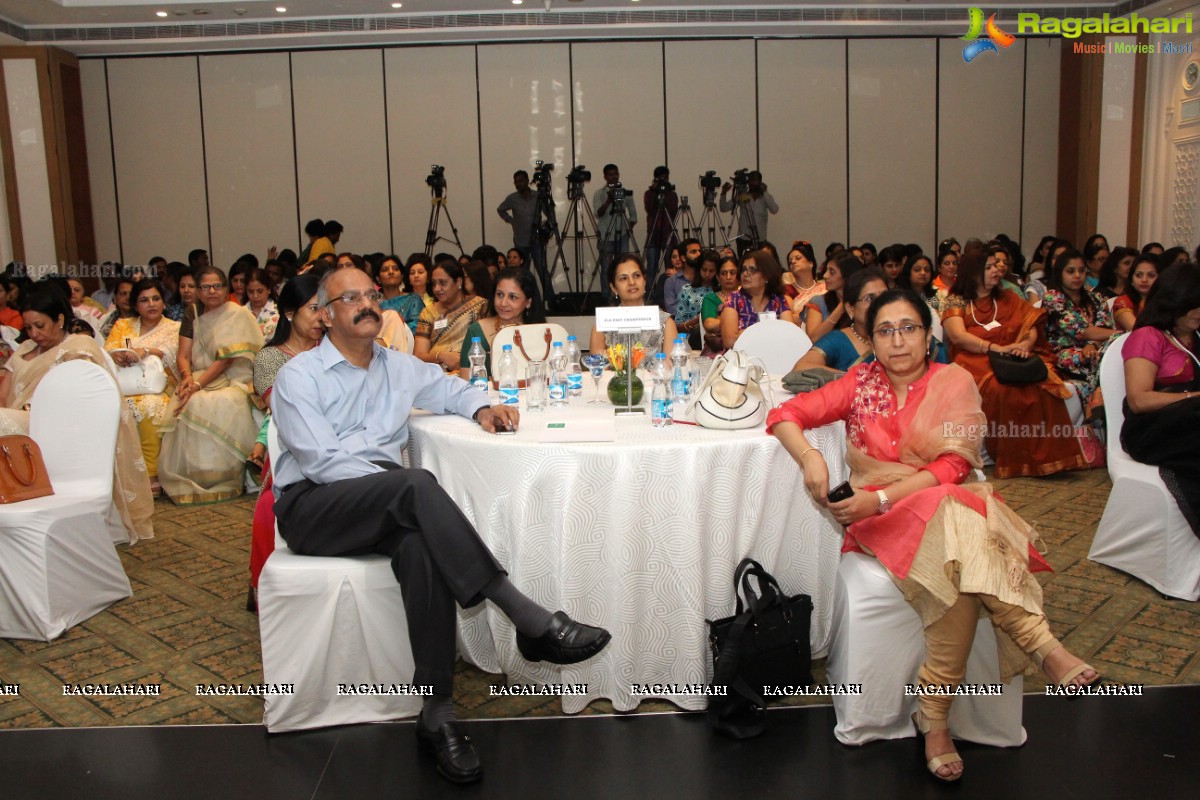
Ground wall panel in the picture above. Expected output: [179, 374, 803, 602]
[385, 46, 482, 257]
[758, 39, 848, 254]
[107, 56, 208, 266]
[848, 39, 937, 251]
[938, 38, 1025, 246]
[291, 49, 390, 255]
[1022, 38, 1061, 253]
[200, 53, 298, 269]
[4, 58, 57, 273]
[1097, 39, 1136, 246]
[78, 59, 117, 265]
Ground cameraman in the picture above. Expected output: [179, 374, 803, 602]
[643, 166, 679, 287]
[720, 170, 778, 255]
[593, 164, 637, 268]
[496, 169, 549, 303]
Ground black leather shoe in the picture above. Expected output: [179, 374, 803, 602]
[415, 720, 482, 784]
[516, 611, 611, 665]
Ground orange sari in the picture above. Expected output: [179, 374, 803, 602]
[942, 290, 1087, 478]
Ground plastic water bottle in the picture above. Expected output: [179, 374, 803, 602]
[670, 334, 692, 406]
[468, 337, 488, 393]
[548, 341, 568, 407]
[497, 345, 519, 406]
[651, 353, 672, 428]
[565, 335, 584, 398]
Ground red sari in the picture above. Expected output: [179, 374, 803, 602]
[942, 290, 1087, 478]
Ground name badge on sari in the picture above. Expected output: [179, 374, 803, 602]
[433, 318, 449, 331]
[980, 319, 1001, 331]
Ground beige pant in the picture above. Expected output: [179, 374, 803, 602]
[137, 416, 161, 479]
[918, 593, 1058, 721]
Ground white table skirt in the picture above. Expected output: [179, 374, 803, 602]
[407, 389, 847, 713]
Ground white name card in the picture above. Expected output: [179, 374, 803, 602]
[595, 305, 662, 333]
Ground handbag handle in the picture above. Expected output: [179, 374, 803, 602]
[2, 443, 39, 487]
[513, 328, 553, 362]
[731, 558, 782, 617]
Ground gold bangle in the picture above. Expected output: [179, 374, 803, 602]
[798, 447, 820, 461]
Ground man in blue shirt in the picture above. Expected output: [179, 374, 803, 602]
[272, 266, 610, 784]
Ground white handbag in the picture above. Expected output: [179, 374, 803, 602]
[113, 353, 168, 396]
[683, 350, 775, 430]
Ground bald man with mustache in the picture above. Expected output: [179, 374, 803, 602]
[270, 266, 610, 784]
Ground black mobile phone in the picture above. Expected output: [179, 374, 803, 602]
[827, 481, 854, 503]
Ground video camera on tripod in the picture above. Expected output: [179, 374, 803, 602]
[730, 168, 751, 196]
[567, 164, 591, 199]
[532, 160, 555, 192]
[425, 164, 447, 196]
[699, 170, 721, 206]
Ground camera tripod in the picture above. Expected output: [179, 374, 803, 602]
[423, 181, 464, 257]
[642, 188, 684, 281]
[726, 188, 763, 254]
[678, 193, 732, 250]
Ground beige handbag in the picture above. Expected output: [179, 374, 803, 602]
[684, 350, 774, 429]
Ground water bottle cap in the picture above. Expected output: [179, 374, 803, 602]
[502, 345, 512, 351]
[655, 352, 666, 359]
[472, 337, 481, 343]
[552, 341, 562, 347]
[567, 335, 577, 341]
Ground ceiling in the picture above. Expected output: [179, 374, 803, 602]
[0, 0, 1184, 55]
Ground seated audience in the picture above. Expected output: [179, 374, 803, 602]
[932, 244, 958, 292]
[792, 268, 888, 372]
[769, 287, 1099, 782]
[0, 275, 23, 330]
[159, 266, 264, 504]
[506, 248, 525, 269]
[675, 249, 719, 349]
[1096, 247, 1138, 299]
[106, 278, 181, 498]
[648, 244, 683, 309]
[458, 268, 545, 381]
[405, 253, 436, 309]
[228, 260, 251, 305]
[1024, 239, 1070, 304]
[414, 261, 488, 373]
[720, 249, 794, 350]
[245, 267, 280, 341]
[463, 261, 495, 306]
[664, 239, 702, 316]
[701, 255, 740, 356]
[1, 284, 153, 542]
[942, 248, 1088, 478]
[377, 253, 425, 333]
[783, 240, 825, 315]
[97, 276, 136, 340]
[1042, 249, 1116, 406]
[68, 277, 105, 322]
[876, 245, 905, 288]
[590, 254, 679, 356]
[163, 264, 193, 321]
[899, 253, 940, 312]
[1083, 240, 1109, 289]
[805, 252, 865, 342]
[1121, 263, 1200, 534]
[1112, 255, 1158, 332]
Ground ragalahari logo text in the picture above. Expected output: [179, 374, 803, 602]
[962, 8, 1016, 63]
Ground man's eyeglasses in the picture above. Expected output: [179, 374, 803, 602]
[198, 283, 225, 292]
[324, 290, 384, 308]
[873, 324, 926, 339]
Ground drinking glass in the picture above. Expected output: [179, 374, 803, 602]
[526, 360, 547, 411]
[582, 353, 610, 403]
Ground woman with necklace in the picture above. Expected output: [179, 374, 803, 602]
[720, 249, 794, 350]
[1043, 249, 1117, 407]
[1121, 263, 1200, 535]
[791, 268, 887, 372]
[376, 253, 425, 333]
[784, 241, 825, 315]
[942, 248, 1087, 478]
[701, 255, 740, 356]
[805, 252, 864, 342]
[1113, 256, 1158, 332]
[589, 254, 678, 356]
[414, 261, 488, 373]
[458, 267, 545, 381]
[1, 285, 154, 542]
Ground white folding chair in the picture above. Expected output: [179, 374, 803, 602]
[490, 322, 570, 377]
[732, 319, 813, 374]
[1089, 336, 1200, 599]
[257, 421, 421, 731]
[826, 553, 1025, 747]
[0, 361, 132, 640]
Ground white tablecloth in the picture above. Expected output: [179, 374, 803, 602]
[407, 384, 847, 712]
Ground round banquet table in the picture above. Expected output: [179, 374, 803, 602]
[406, 380, 847, 712]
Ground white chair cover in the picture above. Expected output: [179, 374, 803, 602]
[0, 360, 131, 640]
[826, 553, 1025, 747]
[1089, 336, 1200, 599]
[257, 422, 420, 731]
[490, 322, 570, 377]
[732, 319, 813, 374]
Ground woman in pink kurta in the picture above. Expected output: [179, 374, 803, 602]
[767, 287, 1100, 782]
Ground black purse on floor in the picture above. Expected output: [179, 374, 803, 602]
[706, 558, 813, 739]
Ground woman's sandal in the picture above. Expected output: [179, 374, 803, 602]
[244, 454, 264, 477]
[912, 710, 963, 782]
[1035, 645, 1103, 689]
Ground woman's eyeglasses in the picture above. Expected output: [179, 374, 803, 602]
[873, 324, 925, 339]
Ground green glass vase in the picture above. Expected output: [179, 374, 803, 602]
[607, 371, 644, 405]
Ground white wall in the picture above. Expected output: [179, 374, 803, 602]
[78, 39, 1060, 268]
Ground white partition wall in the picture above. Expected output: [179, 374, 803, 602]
[3, 58, 58, 274]
[107, 57, 209, 267]
[1022, 38, 1061, 253]
[79, 59, 119, 263]
[292, 50, 391, 255]
[758, 39, 849, 253]
[200, 53, 298, 269]
[386, 46, 483, 257]
[937, 39, 1025, 246]
[848, 39, 937, 251]
[1097, 40, 1137, 246]
[477, 43, 572, 257]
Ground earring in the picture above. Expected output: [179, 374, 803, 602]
[286, 315, 293, 322]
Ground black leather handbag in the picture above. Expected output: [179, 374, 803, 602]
[988, 350, 1048, 385]
[706, 558, 813, 739]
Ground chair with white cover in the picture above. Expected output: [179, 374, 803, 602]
[826, 552, 1025, 747]
[257, 421, 421, 731]
[1089, 336, 1200, 599]
[490, 322, 570, 378]
[0, 360, 132, 640]
[732, 319, 813, 374]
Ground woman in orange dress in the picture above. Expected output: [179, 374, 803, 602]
[941, 248, 1087, 478]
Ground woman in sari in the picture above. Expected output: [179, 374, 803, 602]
[158, 266, 264, 504]
[105, 278, 181, 497]
[376, 253, 425, 333]
[414, 261, 488, 373]
[770, 288, 1099, 782]
[942, 248, 1087, 478]
[1, 285, 154, 543]
[791, 268, 887, 372]
[458, 267, 545, 381]
[783, 240, 825, 314]
[1113, 255, 1158, 332]
[1042, 249, 1116, 407]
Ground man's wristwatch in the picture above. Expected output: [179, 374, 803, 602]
[876, 490, 892, 515]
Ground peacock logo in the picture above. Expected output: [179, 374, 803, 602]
[962, 8, 1016, 62]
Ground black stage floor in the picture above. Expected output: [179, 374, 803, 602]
[4, 686, 1198, 799]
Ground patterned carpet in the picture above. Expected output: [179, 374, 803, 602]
[2, 466, 1198, 728]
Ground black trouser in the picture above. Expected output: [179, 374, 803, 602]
[275, 465, 503, 695]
